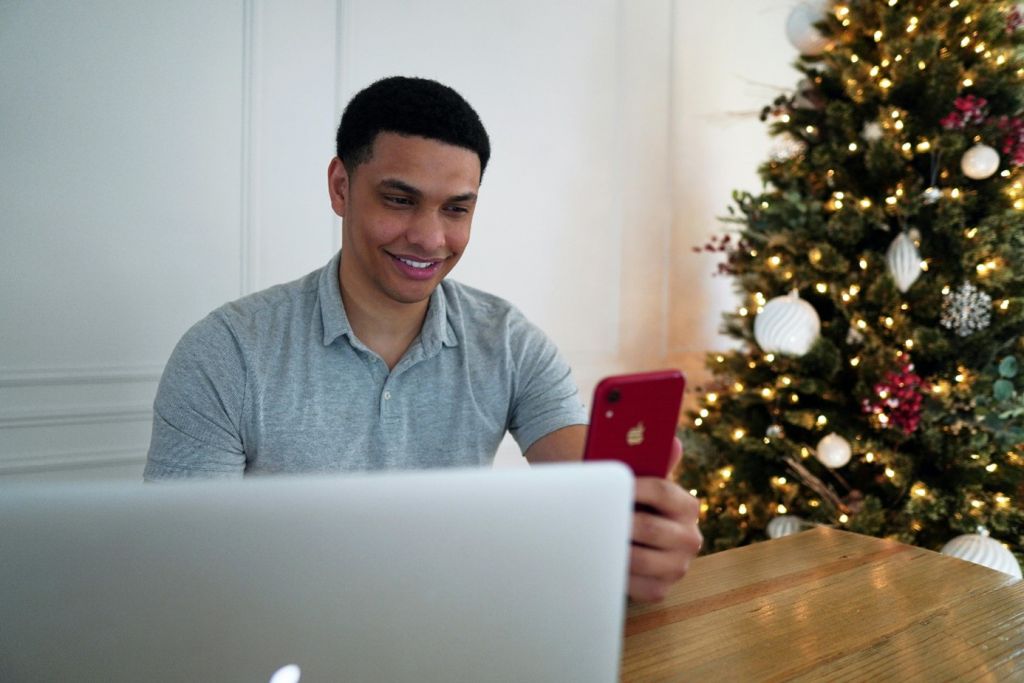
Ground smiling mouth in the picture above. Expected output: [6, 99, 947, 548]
[395, 255, 436, 269]
[387, 252, 446, 279]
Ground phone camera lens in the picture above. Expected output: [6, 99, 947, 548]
[607, 389, 621, 403]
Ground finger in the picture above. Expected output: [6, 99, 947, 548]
[628, 574, 672, 603]
[632, 509, 686, 550]
[629, 544, 692, 583]
[666, 436, 683, 478]
[634, 477, 700, 521]
[633, 511, 703, 555]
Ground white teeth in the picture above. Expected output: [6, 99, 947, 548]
[398, 256, 432, 269]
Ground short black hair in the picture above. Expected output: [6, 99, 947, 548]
[335, 76, 490, 178]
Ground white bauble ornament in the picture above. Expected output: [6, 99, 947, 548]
[815, 433, 852, 468]
[961, 143, 1000, 180]
[885, 232, 922, 293]
[861, 121, 884, 143]
[767, 515, 806, 539]
[785, 2, 831, 56]
[922, 186, 942, 204]
[941, 533, 1022, 579]
[754, 290, 821, 356]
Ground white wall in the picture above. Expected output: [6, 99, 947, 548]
[0, 0, 797, 480]
[667, 1, 798, 394]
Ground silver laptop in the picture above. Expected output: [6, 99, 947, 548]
[0, 463, 633, 682]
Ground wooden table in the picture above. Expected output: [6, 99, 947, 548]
[622, 527, 1024, 681]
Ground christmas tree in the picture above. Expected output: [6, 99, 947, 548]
[681, 0, 1024, 575]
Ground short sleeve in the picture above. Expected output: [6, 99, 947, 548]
[506, 315, 588, 452]
[143, 312, 248, 480]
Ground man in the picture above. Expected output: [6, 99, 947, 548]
[145, 76, 701, 602]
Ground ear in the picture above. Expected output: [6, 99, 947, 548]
[327, 157, 349, 218]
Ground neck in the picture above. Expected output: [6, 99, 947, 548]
[339, 260, 430, 370]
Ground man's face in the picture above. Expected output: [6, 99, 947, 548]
[328, 132, 481, 307]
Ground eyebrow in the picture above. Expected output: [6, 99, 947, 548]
[379, 178, 477, 203]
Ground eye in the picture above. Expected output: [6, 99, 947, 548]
[383, 195, 414, 207]
[444, 204, 470, 215]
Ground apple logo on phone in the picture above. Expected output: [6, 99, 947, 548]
[626, 422, 645, 446]
[269, 664, 301, 683]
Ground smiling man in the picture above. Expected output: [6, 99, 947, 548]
[145, 76, 701, 601]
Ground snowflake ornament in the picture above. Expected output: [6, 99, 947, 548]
[940, 281, 992, 337]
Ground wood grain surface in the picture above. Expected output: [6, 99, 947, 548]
[621, 527, 1023, 682]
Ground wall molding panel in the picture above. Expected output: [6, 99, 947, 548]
[0, 405, 153, 430]
[0, 447, 145, 476]
[240, 0, 262, 296]
[0, 365, 163, 388]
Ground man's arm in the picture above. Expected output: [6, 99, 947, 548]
[522, 424, 586, 463]
[525, 428, 703, 603]
[144, 312, 247, 480]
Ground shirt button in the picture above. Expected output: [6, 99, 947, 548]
[383, 391, 392, 400]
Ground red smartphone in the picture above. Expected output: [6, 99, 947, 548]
[582, 369, 685, 478]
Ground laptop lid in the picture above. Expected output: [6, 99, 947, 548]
[0, 462, 633, 682]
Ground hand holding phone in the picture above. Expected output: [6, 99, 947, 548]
[582, 369, 685, 478]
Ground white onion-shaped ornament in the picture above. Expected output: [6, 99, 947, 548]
[961, 143, 1000, 180]
[815, 432, 852, 468]
[754, 290, 821, 356]
[941, 533, 1022, 579]
[767, 515, 806, 539]
[785, 2, 831, 56]
[885, 232, 922, 293]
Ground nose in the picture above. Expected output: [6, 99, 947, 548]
[405, 208, 447, 253]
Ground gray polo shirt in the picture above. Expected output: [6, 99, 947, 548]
[144, 251, 587, 479]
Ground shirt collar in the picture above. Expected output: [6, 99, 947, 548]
[319, 250, 351, 346]
[319, 250, 458, 351]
